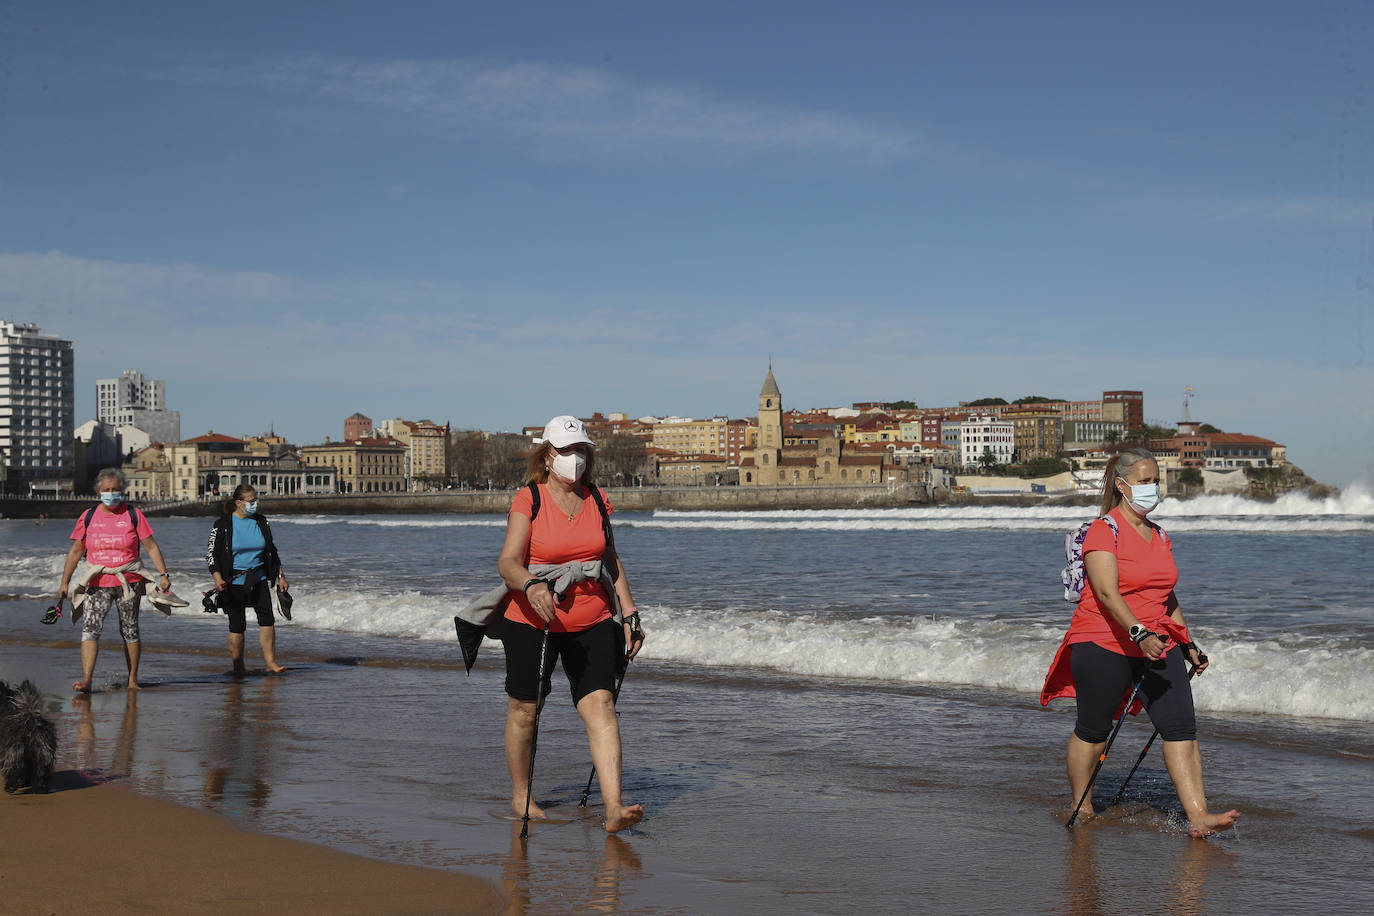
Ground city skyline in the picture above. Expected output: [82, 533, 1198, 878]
[2, 2, 1370, 485]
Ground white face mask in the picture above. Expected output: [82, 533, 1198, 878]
[549, 451, 586, 483]
[1122, 482, 1161, 515]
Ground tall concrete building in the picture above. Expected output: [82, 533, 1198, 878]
[0, 321, 76, 494]
[95, 370, 181, 444]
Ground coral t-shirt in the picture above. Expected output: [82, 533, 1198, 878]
[70, 505, 155, 588]
[1068, 506, 1179, 657]
[503, 484, 614, 633]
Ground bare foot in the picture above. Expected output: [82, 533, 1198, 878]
[72, 680, 92, 694]
[512, 797, 548, 820]
[604, 804, 644, 834]
[1188, 809, 1240, 838]
[1067, 807, 1099, 827]
[265, 664, 286, 674]
[126, 681, 141, 690]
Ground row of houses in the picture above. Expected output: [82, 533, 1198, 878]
[117, 423, 451, 500]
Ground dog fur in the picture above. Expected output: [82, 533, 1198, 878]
[0, 679, 58, 794]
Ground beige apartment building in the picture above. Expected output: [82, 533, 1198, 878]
[651, 417, 730, 460]
[384, 417, 452, 489]
[302, 437, 407, 493]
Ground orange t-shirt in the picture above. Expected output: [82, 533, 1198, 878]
[502, 484, 614, 633]
[1068, 506, 1179, 657]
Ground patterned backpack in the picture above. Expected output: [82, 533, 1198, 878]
[1061, 513, 1168, 601]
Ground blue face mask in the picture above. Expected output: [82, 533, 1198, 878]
[1125, 483, 1161, 514]
[243, 500, 258, 516]
[100, 491, 124, 507]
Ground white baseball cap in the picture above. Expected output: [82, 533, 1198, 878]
[534, 415, 595, 449]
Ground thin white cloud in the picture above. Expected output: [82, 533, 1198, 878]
[1109, 189, 1371, 228]
[172, 56, 921, 163]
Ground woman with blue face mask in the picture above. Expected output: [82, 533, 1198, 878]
[1043, 447, 1239, 837]
[57, 467, 175, 692]
[206, 483, 290, 674]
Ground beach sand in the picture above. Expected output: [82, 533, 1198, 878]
[2, 779, 504, 914]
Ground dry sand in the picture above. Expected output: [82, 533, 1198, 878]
[2, 776, 504, 915]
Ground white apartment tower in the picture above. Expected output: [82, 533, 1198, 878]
[96, 370, 181, 444]
[0, 321, 75, 494]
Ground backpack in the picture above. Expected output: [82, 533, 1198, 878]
[1060, 513, 1169, 601]
[526, 481, 613, 546]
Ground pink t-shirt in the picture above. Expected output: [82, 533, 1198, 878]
[503, 484, 614, 633]
[1068, 506, 1179, 656]
[71, 506, 155, 588]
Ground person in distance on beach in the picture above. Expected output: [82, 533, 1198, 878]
[496, 416, 646, 834]
[206, 484, 290, 675]
[1041, 447, 1240, 837]
[58, 468, 175, 692]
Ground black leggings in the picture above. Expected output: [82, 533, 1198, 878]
[223, 580, 274, 634]
[1071, 642, 1197, 743]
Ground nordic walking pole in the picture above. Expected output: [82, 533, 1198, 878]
[1067, 674, 1147, 829]
[519, 622, 552, 840]
[1109, 656, 1206, 807]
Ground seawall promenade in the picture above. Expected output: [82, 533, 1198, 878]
[2, 484, 956, 519]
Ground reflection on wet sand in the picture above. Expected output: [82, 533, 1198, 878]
[500, 819, 642, 915]
[203, 676, 280, 816]
[1059, 818, 1235, 915]
[71, 690, 139, 782]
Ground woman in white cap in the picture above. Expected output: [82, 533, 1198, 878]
[496, 415, 647, 833]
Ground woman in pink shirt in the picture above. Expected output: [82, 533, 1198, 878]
[496, 416, 646, 834]
[58, 468, 173, 692]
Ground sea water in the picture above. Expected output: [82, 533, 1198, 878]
[2, 488, 1371, 914]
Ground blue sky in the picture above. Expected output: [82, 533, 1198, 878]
[1, 1, 1370, 485]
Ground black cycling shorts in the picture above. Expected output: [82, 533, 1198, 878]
[223, 579, 274, 634]
[502, 617, 621, 705]
[1070, 641, 1197, 743]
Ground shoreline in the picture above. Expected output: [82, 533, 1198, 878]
[3, 779, 504, 914]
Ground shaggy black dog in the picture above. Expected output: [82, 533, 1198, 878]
[0, 679, 57, 794]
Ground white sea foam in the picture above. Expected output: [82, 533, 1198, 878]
[638, 487, 1374, 534]
[256, 585, 1374, 722]
[275, 516, 504, 529]
[0, 553, 67, 592]
[638, 609, 1374, 722]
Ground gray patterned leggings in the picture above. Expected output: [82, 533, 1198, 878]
[80, 585, 142, 643]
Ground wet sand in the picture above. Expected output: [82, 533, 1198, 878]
[3, 628, 1372, 914]
[2, 781, 503, 914]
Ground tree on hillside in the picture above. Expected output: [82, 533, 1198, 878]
[596, 433, 649, 486]
[977, 448, 999, 472]
[1199, 423, 1223, 433]
[968, 397, 1009, 407]
[1013, 395, 1063, 404]
[890, 399, 917, 410]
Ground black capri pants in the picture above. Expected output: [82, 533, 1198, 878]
[1070, 641, 1197, 743]
[502, 618, 622, 705]
[223, 579, 274, 634]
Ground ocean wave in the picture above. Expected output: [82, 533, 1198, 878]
[257, 588, 1373, 722]
[638, 487, 1373, 534]
[624, 515, 1374, 534]
[274, 516, 505, 529]
[638, 609, 1372, 721]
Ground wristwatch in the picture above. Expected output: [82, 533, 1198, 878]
[1128, 624, 1157, 646]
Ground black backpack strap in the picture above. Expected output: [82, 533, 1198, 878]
[527, 481, 540, 521]
[587, 484, 613, 546]
[82, 507, 96, 533]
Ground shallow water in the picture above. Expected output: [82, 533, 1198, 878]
[2, 492, 1372, 913]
